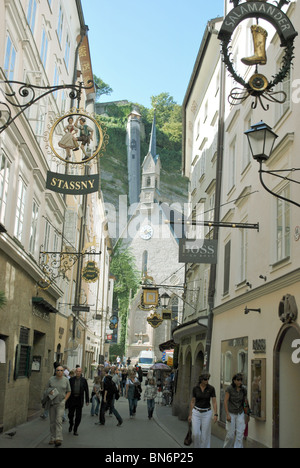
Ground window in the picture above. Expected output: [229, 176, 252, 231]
[53, 65, 59, 98]
[243, 116, 252, 171]
[27, 0, 37, 34]
[29, 199, 39, 255]
[44, 219, 51, 251]
[4, 35, 16, 80]
[14, 327, 32, 379]
[239, 228, 247, 283]
[40, 29, 48, 68]
[14, 177, 27, 242]
[228, 138, 236, 192]
[57, 6, 64, 44]
[142, 251, 148, 277]
[251, 359, 266, 421]
[64, 34, 71, 70]
[276, 186, 290, 262]
[223, 240, 231, 295]
[0, 151, 11, 225]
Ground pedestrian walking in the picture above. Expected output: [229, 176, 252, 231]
[45, 365, 71, 447]
[67, 367, 89, 436]
[125, 371, 142, 418]
[121, 367, 128, 396]
[97, 373, 123, 426]
[223, 373, 250, 449]
[137, 366, 143, 383]
[188, 373, 218, 449]
[90, 376, 101, 417]
[144, 378, 157, 419]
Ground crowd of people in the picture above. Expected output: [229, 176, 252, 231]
[41, 360, 174, 447]
[42, 360, 250, 449]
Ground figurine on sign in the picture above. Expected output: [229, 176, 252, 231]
[58, 116, 79, 159]
[75, 116, 94, 160]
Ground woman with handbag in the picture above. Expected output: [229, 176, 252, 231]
[223, 373, 250, 448]
[188, 373, 218, 448]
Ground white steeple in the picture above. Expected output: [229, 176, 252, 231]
[140, 111, 161, 205]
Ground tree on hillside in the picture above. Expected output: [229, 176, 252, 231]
[110, 242, 140, 354]
[93, 74, 113, 102]
[148, 93, 182, 144]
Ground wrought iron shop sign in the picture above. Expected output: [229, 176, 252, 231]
[46, 171, 99, 195]
[82, 261, 100, 283]
[147, 311, 164, 329]
[219, 0, 298, 110]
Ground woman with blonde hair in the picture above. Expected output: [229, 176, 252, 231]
[144, 378, 157, 419]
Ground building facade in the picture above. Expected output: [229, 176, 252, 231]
[0, 0, 113, 432]
[179, 0, 300, 448]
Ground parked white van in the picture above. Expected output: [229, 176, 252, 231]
[137, 350, 155, 374]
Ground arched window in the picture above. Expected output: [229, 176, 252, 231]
[142, 251, 148, 276]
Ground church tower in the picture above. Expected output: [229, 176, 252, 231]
[140, 112, 162, 206]
[126, 109, 141, 205]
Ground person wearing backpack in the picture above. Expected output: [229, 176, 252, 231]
[97, 373, 123, 426]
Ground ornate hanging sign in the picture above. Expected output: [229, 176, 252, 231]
[147, 311, 164, 329]
[82, 261, 100, 283]
[218, 0, 298, 110]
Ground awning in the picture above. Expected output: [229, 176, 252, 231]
[172, 317, 208, 344]
[159, 340, 177, 352]
[32, 297, 58, 314]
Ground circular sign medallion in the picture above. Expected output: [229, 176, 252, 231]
[49, 111, 104, 164]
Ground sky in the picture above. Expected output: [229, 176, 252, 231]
[81, 0, 224, 108]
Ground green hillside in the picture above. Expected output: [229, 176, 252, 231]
[95, 98, 188, 210]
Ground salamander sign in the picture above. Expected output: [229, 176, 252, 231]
[218, 0, 298, 110]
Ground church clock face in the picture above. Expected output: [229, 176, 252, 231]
[140, 224, 153, 240]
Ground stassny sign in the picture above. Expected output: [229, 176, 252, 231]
[46, 171, 99, 195]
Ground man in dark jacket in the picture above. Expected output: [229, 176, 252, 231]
[97, 374, 123, 426]
[67, 367, 89, 435]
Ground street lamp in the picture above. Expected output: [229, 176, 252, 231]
[245, 121, 300, 208]
[160, 292, 170, 309]
[244, 121, 278, 162]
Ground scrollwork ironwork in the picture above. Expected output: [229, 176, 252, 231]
[38, 246, 101, 290]
[0, 74, 94, 133]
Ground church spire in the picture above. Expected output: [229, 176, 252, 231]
[140, 110, 161, 205]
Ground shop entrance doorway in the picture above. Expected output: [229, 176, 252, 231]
[273, 323, 300, 448]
